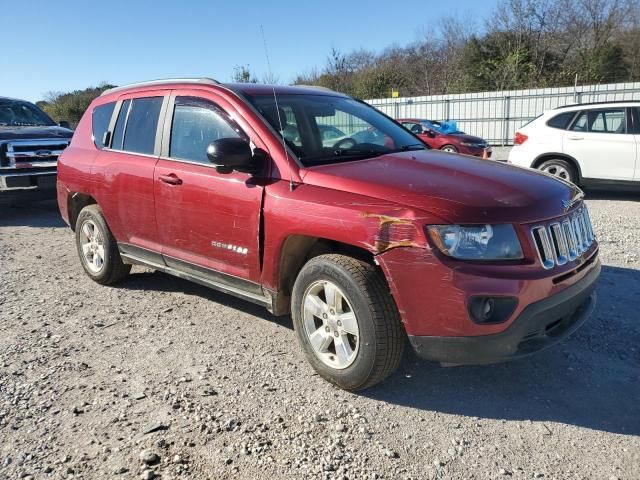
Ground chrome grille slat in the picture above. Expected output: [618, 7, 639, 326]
[1, 139, 69, 169]
[532, 205, 595, 269]
[549, 223, 568, 265]
[532, 227, 555, 270]
[562, 220, 578, 261]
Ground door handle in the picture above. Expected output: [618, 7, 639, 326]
[158, 173, 183, 185]
[567, 135, 584, 140]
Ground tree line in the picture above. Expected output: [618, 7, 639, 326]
[36, 84, 115, 125]
[293, 0, 640, 98]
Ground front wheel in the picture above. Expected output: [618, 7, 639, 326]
[291, 254, 404, 391]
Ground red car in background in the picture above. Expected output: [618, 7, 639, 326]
[398, 118, 492, 158]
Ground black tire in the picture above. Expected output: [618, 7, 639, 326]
[75, 204, 131, 285]
[291, 254, 405, 391]
[537, 158, 578, 185]
[440, 144, 458, 153]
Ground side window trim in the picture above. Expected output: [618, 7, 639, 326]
[626, 107, 635, 135]
[632, 107, 640, 134]
[568, 110, 587, 131]
[105, 99, 123, 149]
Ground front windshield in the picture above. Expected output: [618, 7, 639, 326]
[0, 100, 55, 127]
[246, 94, 426, 166]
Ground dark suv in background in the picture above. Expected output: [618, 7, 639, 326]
[0, 96, 72, 205]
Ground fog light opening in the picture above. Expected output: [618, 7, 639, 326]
[469, 296, 517, 324]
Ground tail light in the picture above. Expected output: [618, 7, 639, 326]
[514, 132, 528, 145]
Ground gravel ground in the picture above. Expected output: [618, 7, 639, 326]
[1, 194, 639, 480]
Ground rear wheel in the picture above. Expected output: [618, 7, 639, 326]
[291, 254, 404, 391]
[440, 144, 458, 153]
[538, 159, 578, 185]
[75, 205, 131, 285]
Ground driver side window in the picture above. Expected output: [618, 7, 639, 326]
[169, 97, 244, 164]
[402, 122, 422, 134]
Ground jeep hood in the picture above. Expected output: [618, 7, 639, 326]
[300, 150, 580, 223]
[0, 126, 73, 141]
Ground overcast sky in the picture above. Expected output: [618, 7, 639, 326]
[2, 0, 498, 102]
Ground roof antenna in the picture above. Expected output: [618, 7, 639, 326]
[260, 25, 295, 192]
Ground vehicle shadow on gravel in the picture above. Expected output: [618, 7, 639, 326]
[366, 265, 640, 436]
[122, 270, 294, 330]
[0, 200, 65, 228]
[584, 189, 640, 201]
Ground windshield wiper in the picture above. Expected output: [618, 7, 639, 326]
[333, 148, 382, 156]
[395, 143, 427, 152]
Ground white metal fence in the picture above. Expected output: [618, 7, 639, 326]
[366, 82, 640, 145]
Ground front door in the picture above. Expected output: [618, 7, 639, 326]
[153, 94, 264, 287]
[563, 107, 636, 181]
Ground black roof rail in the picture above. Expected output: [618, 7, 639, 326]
[555, 100, 639, 109]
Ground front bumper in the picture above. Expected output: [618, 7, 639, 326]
[0, 170, 57, 192]
[463, 146, 492, 158]
[407, 259, 600, 364]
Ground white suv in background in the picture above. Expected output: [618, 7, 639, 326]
[508, 101, 639, 188]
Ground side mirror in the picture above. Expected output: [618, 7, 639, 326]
[207, 137, 261, 174]
[425, 129, 436, 138]
[58, 120, 70, 129]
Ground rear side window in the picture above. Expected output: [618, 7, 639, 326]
[546, 111, 574, 130]
[92, 102, 115, 149]
[123, 97, 163, 154]
[169, 97, 244, 164]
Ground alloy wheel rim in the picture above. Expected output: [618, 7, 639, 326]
[302, 280, 360, 370]
[79, 220, 105, 273]
[442, 146, 456, 153]
[542, 164, 570, 180]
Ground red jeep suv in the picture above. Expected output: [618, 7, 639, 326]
[57, 79, 600, 390]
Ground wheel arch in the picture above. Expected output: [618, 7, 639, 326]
[271, 234, 376, 315]
[67, 192, 97, 231]
[531, 153, 583, 184]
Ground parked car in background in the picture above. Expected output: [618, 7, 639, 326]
[398, 118, 491, 158]
[58, 78, 599, 391]
[508, 101, 640, 187]
[0, 96, 72, 205]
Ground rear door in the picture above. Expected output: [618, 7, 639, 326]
[153, 91, 266, 287]
[563, 107, 636, 181]
[91, 91, 168, 257]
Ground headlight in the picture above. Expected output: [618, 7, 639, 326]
[426, 224, 523, 260]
